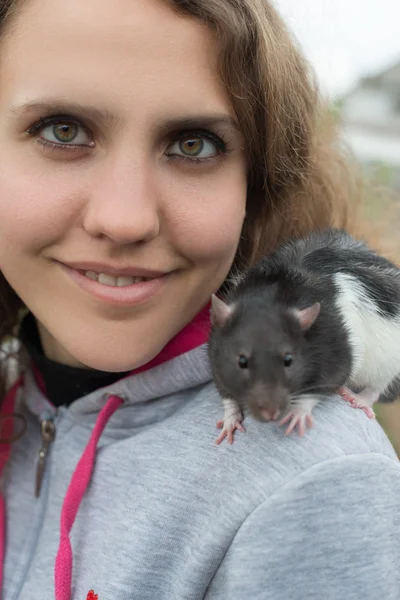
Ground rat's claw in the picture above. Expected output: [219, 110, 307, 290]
[285, 414, 302, 436]
[339, 386, 376, 419]
[279, 412, 292, 426]
[215, 429, 228, 445]
[361, 406, 375, 419]
[280, 410, 315, 436]
[215, 414, 245, 445]
[339, 387, 356, 405]
[306, 414, 314, 428]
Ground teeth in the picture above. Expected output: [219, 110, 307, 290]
[117, 276, 136, 286]
[84, 272, 147, 287]
[85, 271, 98, 281]
[98, 273, 117, 286]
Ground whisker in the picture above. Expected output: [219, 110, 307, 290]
[289, 393, 324, 404]
[292, 383, 339, 395]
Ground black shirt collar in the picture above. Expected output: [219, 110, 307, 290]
[19, 313, 129, 407]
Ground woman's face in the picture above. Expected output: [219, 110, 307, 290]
[0, 0, 247, 370]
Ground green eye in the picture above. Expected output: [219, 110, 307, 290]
[283, 353, 293, 367]
[52, 122, 79, 143]
[238, 354, 249, 369]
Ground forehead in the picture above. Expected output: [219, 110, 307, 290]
[0, 0, 235, 120]
[235, 306, 298, 342]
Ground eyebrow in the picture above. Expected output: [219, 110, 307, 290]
[157, 115, 241, 135]
[10, 101, 119, 127]
[10, 100, 241, 134]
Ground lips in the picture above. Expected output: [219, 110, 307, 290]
[59, 260, 169, 279]
[58, 260, 171, 306]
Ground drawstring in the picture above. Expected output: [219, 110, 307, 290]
[55, 394, 124, 600]
[0, 383, 123, 600]
[0, 304, 210, 599]
[0, 376, 24, 600]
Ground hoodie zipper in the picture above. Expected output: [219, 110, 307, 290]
[35, 416, 56, 498]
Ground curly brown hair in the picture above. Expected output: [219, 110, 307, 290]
[0, 0, 361, 403]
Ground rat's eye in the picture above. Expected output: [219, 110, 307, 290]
[283, 353, 293, 367]
[237, 354, 249, 369]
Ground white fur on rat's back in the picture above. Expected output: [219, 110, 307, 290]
[334, 272, 400, 393]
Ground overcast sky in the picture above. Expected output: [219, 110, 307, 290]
[274, 0, 400, 97]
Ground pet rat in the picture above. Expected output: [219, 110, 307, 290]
[208, 228, 400, 443]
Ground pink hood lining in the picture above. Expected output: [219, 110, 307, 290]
[32, 302, 211, 398]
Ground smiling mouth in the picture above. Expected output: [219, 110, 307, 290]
[82, 271, 154, 287]
[57, 260, 170, 306]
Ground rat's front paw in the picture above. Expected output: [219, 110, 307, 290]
[279, 397, 318, 436]
[216, 413, 245, 445]
[280, 410, 314, 436]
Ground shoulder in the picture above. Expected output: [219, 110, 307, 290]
[191, 383, 398, 499]
[202, 391, 400, 599]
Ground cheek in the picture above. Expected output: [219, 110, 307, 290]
[0, 159, 79, 252]
[164, 166, 247, 265]
[288, 364, 304, 390]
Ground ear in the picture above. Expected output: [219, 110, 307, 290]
[293, 302, 321, 332]
[210, 294, 233, 327]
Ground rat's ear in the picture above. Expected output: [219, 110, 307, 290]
[294, 302, 321, 332]
[210, 294, 233, 327]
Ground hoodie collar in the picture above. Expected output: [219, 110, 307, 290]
[23, 302, 212, 418]
[2, 303, 213, 600]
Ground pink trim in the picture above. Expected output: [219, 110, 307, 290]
[31, 363, 46, 395]
[128, 301, 211, 377]
[54, 395, 124, 600]
[0, 302, 211, 599]
[31, 302, 211, 396]
[0, 376, 23, 600]
[0, 495, 5, 600]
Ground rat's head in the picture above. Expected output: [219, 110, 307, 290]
[209, 294, 320, 420]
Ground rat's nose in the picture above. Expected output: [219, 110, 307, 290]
[249, 383, 289, 421]
[259, 407, 282, 421]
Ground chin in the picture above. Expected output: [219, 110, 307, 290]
[81, 357, 141, 373]
[62, 340, 160, 373]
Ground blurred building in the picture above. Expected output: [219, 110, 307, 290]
[340, 60, 400, 190]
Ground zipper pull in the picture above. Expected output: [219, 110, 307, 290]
[35, 418, 56, 498]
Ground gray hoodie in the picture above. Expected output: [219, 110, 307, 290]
[3, 332, 400, 600]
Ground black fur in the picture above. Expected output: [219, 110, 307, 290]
[208, 228, 400, 418]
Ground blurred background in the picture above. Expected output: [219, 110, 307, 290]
[274, 0, 400, 451]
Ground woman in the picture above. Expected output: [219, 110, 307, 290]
[0, 0, 399, 598]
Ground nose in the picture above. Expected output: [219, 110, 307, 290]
[83, 152, 161, 245]
[249, 384, 289, 421]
